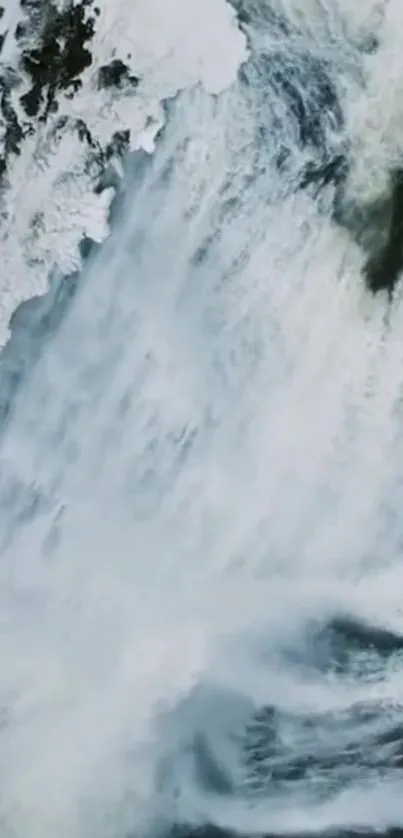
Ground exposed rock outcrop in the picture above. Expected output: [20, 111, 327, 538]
[18, 0, 98, 120]
[0, 0, 142, 182]
[97, 58, 139, 91]
[362, 172, 403, 296]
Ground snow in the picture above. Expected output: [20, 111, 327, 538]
[0, 0, 246, 348]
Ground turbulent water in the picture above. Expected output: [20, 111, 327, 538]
[3, 1, 403, 837]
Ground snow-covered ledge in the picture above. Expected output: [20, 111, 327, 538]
[0, 0, 246, 348]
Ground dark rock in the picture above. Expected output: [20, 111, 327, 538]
[93, 130, 131, 192]
[334, 169, 403, 297]
[19, 0, 96, 119]
[97, 59, 139, 90]
[0, 84, 24, 156]
[0, 1, 102, 182]
[105, 129, 130, 160]
[14, 20, 27, 40]
[0, 0, 140, 194]
[364, 170, 403, 295]
[19, 83, 43, 117]
[79, 235, 101, 261]
[74, 117, 97, 148]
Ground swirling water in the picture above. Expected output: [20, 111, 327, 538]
[2, 2, 403, 838]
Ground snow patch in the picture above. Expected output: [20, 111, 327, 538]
[0, 0, 246, 348]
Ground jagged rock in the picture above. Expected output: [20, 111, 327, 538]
[105, 128, 130, 159]
[19, 0, 98, 119]
[0, 0, 102, 184]
[0, 0, 140, 192]
[0, 84, 25, 157]
[97, 59, 139, 90]
[363, 171, 403, 295]
[333, 169, 403, 296]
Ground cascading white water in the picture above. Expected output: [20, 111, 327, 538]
[2, 1, 403, 837]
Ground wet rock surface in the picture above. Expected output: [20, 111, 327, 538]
[363, 171, 403, 296]
[334, 169, 403, 297]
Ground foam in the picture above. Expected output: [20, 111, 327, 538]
[1, 2, 403, 837]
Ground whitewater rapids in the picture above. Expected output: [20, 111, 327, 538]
[2, 1, 403, 837]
